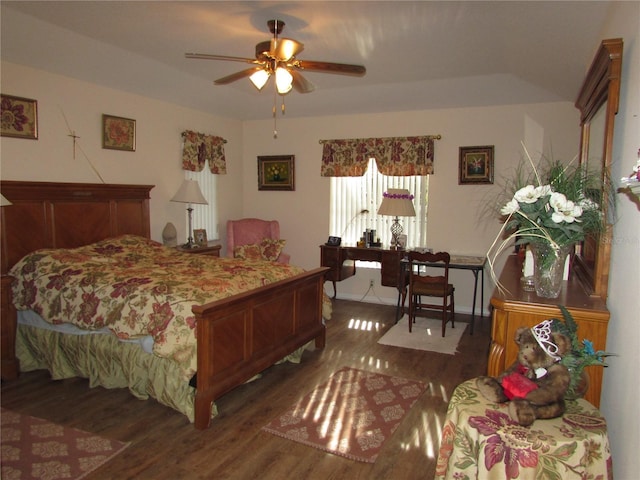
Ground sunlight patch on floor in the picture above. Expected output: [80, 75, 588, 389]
[359, 356, 389, 370]
[398, 408, 445, 460]
[348, 317, 382, 332]
[391, 379, 448, 460]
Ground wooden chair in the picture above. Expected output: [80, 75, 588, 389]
[407, 251, 455, 337]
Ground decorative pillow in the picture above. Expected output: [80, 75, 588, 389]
[233, 243, 263, 261]
[260, 238, 286, 261]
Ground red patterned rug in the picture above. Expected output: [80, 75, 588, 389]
[262, 367, 425, 463]
[1, 408, 129, 480]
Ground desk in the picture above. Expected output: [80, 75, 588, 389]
[435, 379, 612, 480]
[319, 245, 485, 332]
[320, 245, 403, 296]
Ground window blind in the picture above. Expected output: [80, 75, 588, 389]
[330, 158, 428, 249]
[184, 169, 219, 240]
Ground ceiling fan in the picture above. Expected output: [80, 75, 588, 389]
[185, 19, 366, 96]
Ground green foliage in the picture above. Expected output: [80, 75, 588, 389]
[549, 306, 614, 398]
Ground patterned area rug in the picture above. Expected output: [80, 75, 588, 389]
[377, 316, 464, 355]
[262, 367, 425, 463]
[1, 408, 129, 480]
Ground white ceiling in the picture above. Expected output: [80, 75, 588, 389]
[1, 1, 613, 121]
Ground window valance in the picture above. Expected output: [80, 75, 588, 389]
[319, 135, 440, 177]
[181, 130, 227, 174]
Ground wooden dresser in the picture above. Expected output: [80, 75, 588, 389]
[489, 255, 609, 407]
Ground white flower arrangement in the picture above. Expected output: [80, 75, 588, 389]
[486, 144, 609, 289]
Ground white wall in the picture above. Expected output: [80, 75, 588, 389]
[0, 62, 244, 245]
[597, 3, 640, 480]
[242, 103, 579, 313]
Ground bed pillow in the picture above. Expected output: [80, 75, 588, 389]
[234, 239, 286, 261]
[260, 238, 286, 261]
[233, 243, 263, 261]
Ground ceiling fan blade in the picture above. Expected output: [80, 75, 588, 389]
[214, 68, 261, 85]
[271, 38, 304, 61]
[295, 60, 366, 76]
[291, 70, 315, 94]
[186, 52, 259, 65]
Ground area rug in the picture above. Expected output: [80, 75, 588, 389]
[0, 408, 129, 480]
[262, 367, 425, 463]
[377, 315, 464, 355]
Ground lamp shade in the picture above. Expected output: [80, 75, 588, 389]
[275, 66, 293, 95]
[0, 194, 12, 206]
[171, 179, 208, 205]
[250, 69, 270, 91]
[377, 189, 416, 217]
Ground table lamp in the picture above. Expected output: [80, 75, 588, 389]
[377, 188, 415, 249]
[170, 179, 208, 248]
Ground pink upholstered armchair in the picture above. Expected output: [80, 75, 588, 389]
[226, 218, 291, 264]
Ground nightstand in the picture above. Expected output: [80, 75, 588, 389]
[177, 241, 222, 257]
[1, 275, 19, 380]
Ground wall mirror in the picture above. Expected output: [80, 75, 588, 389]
[573, 38, 623, 300]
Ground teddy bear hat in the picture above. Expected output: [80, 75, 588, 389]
[531, 319, 562, 361]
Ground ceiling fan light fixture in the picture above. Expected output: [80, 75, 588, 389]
[275, 66, 293, 95]
[249, 69, 270, 90]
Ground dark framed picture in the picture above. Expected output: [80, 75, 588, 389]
[193, 229, 208, 246]
[459, 145, 494, 184]
[102, 114, 136, 151]
[0, 94, 38, 139]
[258, 155, 295, 191]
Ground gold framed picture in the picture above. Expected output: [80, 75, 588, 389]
[0, 94, 38, 139]
[459, 145, 494, 185]
[258, 155, 295, 191]
[193, 229, 208, 247]
[102, 114, 136, 151]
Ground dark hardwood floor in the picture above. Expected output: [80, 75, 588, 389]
[1, 300, 491, 479]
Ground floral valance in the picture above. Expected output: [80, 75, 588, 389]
[319, 135, 439, 177]
[181, 130, 227, 174]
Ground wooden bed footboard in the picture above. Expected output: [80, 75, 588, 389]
[192, 267, 328, 430]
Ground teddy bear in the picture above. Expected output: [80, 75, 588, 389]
[476, 319, 572, 427]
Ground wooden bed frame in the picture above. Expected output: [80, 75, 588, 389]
[0, 180, 328, 429]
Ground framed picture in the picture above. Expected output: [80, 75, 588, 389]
[102, 114, 136, 151]
[459, 145, 494, 184]
[258, 155, 295, 191]
[0, 94, 38, 139]
[193, 229, 208, 247]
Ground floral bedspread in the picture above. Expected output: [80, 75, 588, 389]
[435, 379, 613, 480]
[9, 235, 305, 381]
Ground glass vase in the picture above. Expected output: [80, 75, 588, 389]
[530, 242, 572, 298]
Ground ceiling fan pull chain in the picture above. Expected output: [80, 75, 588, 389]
[273, 87, 278, 138]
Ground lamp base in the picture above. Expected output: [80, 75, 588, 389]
[390, 217, 403, 250]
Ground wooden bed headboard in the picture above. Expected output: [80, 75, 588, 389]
[0, 180, 154, 275]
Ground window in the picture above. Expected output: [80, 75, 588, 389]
[184, 169, 219, 240]
[330, 158, 428, 248]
